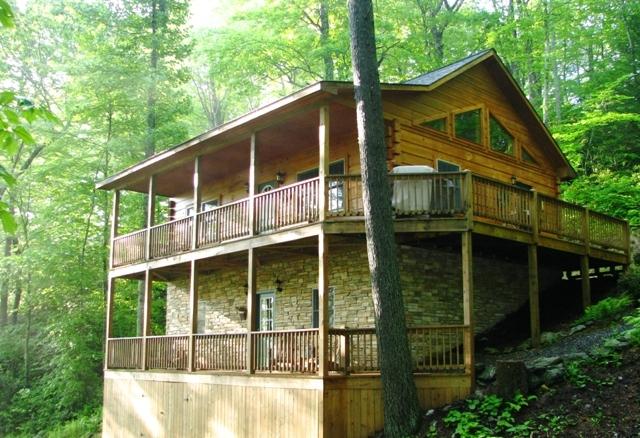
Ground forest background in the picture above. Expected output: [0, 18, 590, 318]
[0, 0, 638, 435]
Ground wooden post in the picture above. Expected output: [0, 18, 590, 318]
[582, 207, 591, 255]
[528, 245, 541, 348]
[246, 248, 257, 374]
[188, 260, 199, 372]
[580, 255, 591, 310]
[141, 269, 153, 370]
[104, 276, 115, 371]
[145, 176, 156, 260]
[461, 231, 474, 385]
[464, 171, 473, 230]
[318, 106, 329, 221]
[249, 133, 257, 236]
[109, 190, 120, 269]
[191, 157, 201, 250]
[531, 190, 539, 244]
[318, 230, 329, 377]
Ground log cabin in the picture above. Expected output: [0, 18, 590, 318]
[98, 50, 630, 438]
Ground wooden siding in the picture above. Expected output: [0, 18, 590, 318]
[103, 371, 471, 438]
[382, 62, 560, 196]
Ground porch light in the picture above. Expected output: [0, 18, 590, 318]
[236, 306, 247, 320]
[276, 171, 286, 185]
[244, 182, 250, 193]
[275, 278, 283, 292]
[511, 175, 517, 185]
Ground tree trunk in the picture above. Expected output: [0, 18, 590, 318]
[347, 1, 421, 436]
[24, 306, 31, 386]
[138, 0, 165, 336]
[319, 0, 334, 80]
[0, 237, 12, 326]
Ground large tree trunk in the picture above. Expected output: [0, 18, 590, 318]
[138, 0, 165, 335]
[347, 1, 421, 436]
[319, 0, 334, 80]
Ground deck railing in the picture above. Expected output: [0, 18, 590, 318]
[106, 337, 143, 369]
[106, 326, 469, 375]
[193, 333, 246, 371]
[251, 328, 319, 373]
[328, 325, 468, 374]
[146, 335, 189, 370]
[111, 172, 629, 268]
[254, 177, 320, 233]
[149, 217, 193, 259]
[112, 230, 146, 267]
[197, 199, 251, 247]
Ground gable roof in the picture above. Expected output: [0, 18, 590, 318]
[404, 49, 492, 87]
[98, 49, 575, 191]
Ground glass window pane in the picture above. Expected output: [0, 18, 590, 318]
[522, 147, 537, 164]
[490, 116, 514, 155]
[421, 117, 447, 132]
[455, 109, 481, 143]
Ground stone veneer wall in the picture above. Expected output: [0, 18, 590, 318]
[166, 240, 556, 335]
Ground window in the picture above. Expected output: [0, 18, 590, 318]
[454, 109, 482, 143]
[522, 147, 538, 165]
[436, 160, 462, 211]
[489, 116, 514, 155]
[197, 301, 207, 333]
[311, 287, 335, 328]
[186, 199, 219, 216]
[420, 117, 447, 133]
[298, 160, 345, 213]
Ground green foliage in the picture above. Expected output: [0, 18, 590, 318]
[623, 308, 640, 346]
[0, 0, 14, 28]
[46, 409, 101, 438]
[618, 267, 640, 300]
[576, 295, 633, 325]
[443, 393, 536, 437]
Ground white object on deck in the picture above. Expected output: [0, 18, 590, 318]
[390, 165, 434, 213]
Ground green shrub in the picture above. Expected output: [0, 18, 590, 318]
[623, 308, 640, 345]
[618, 267, 640, 300]
[577, 295, 633, 324]
[46, 410, 101, 438]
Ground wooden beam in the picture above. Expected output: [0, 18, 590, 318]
[104, 277, 115, 371]
[318, 230, 329, 377]
[246, 248, 257, 374]
[464, 171, 473, 230]
[109, 190, 120, 269]
[188, 260, 199, 372]
[528, 245, 540, 348]
[191, 157, 201, 251]
[461, 231, 474, 386]
[141, 269, 153, 370]
[144, 176, 156, 260]
[318, 106, 329, 222]
[580, 255, 591, 310]
[249, 133, 257, 236]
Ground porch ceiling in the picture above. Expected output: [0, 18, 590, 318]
[116, 102, 358, 198]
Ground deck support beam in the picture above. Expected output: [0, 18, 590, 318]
[528, 245, 541, 348]
[580, 255, 591, 309]
[109, 190, 120, 269]
[318, 106, 329, 378]
[461, 231, 474, 385]
[249, 133, 257, 236]
[141, 269, 153, 370]
[104, 277, 115, 370]
[188, 260, 199, 372]
[246, 248, 257, 374]
[144, 176, 156, 260]
[191, 157, 201, 250]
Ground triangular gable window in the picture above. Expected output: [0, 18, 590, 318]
[522, 147, 538, 165]
[420, 117, 447, 133]
[454, 109, 481, 144]
[489, 115, 514, 155]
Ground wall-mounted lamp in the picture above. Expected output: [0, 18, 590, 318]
[243, 283, 249, 295]
[275, 278, 284, 293]
[276, 171, 286, 185]
[510, 175, 517, 185]
[236, 306, 247, 320]
[244, 182, 250, 193]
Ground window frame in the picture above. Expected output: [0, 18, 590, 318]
[488, 113, 515, 156]
[416, 113, 449, 134]
[452, 105, 485, 146]
[311, 286, 335, 328]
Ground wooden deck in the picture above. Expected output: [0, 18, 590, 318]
[110, 172, 630, 272]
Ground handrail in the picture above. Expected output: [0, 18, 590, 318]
[253, 176, 320, 200]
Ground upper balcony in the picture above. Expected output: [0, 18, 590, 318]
[109, 171, 630, 273]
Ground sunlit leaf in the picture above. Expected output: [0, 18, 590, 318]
[13, 125, 35, 145]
